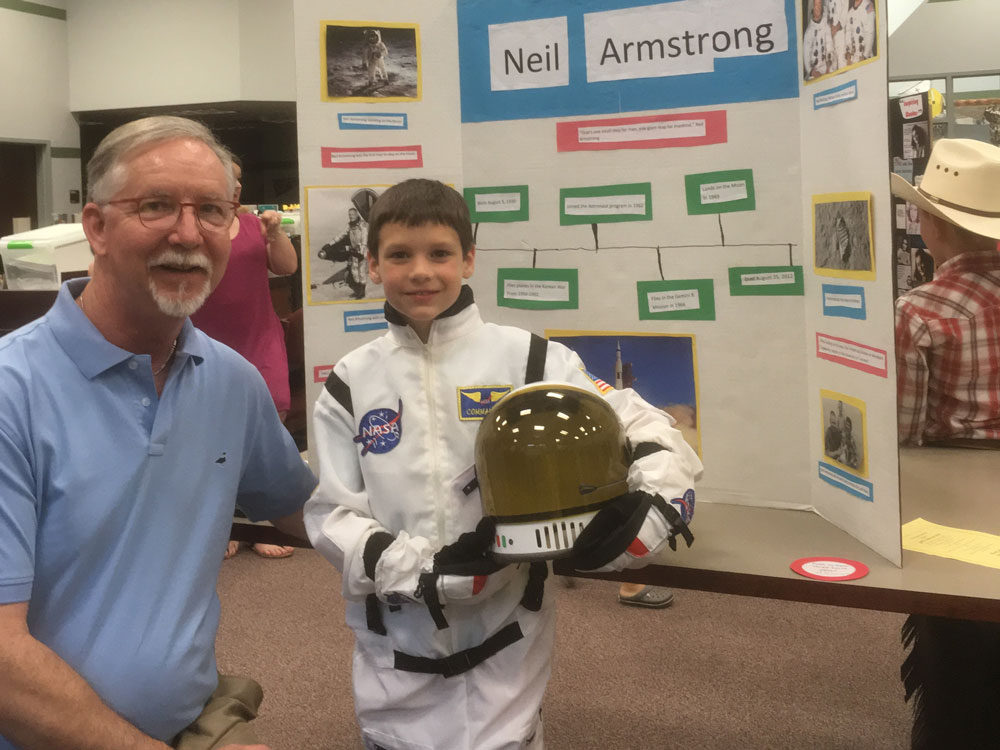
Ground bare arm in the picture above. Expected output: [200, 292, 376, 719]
[270, 506, 308, 541]
[0, 602, 169, 750]
[259, 211, 298, 276]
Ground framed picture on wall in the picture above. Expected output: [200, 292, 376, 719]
[812, 192, 876, 280]
[820, 389, 869, 478]
[321, 21, 422, 102]
[802, 0, 879, 85]
[303, 185, 389, 305]
[546, 330, 702, 456]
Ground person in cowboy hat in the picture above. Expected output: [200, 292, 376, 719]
[894, 139, 1000, 750]
[890, 137, 1000, 447]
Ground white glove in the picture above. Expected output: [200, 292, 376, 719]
[372, 531, 435, 604]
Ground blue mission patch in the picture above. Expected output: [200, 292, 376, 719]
[458, 386, 512, 421]
[354, 400, 403, 456]
[670, 489, 695, 524]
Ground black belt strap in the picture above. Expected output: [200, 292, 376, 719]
[525, 334, 547, 384]
[416, 572, 450, 630]
[520, 561, 548, 612]
[651, 494, 695, 551]
[365, 594, 386, 636]
[393, 622, 524, 678]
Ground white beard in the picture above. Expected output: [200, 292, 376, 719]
[149, 278, 211, 317]
[147, 250, 213, 318]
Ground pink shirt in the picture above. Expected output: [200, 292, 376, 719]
[191, 213, 290, 412]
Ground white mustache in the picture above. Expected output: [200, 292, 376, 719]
[148, 251, 212, 273]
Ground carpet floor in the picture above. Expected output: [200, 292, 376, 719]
[216, 549, 911, 749]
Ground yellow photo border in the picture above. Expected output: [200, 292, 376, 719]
[545, 329, 702, 458]
[320, 20, 423, 103]
[303, 184, 391, 307]
[812, 191, 876, 281]
[802, 0, 881, 86]
[819, 388, 869, 478]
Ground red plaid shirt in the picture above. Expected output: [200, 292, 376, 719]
[895, 251, 1000, 445]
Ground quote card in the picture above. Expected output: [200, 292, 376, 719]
[498, 268, 579, 310]
[813, 80, 859, 110]
[338, 113, 409, 130]
[637, 280, 715, 321]
[321, 146, 423, 168]
[556, 111, 727, 152]
[821, 283, 867, 320]
[465, 185, 530, 223]
[729, 266, 804, 296]
[343, 309, 388, 333]
[818, 461, 874, 502]
[685, 169, 755, 215]
[559, 183, 652, 225]
[815, 333, 888, 378]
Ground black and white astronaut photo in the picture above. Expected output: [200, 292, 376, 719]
[305, 187, 386, 304]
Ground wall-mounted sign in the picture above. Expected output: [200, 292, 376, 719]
[559, 183, 652, 225]
[637, 279, 715, 321]
[497, 268, 579, 310]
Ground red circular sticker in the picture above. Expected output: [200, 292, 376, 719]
[790, 557, 869, 581]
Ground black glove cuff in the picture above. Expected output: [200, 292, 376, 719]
[569, 491, 653, 571]
[432, 516, 504, 576]
[363, 531, 395, 581]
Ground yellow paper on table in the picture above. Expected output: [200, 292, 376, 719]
[902, 518, 1000, 570]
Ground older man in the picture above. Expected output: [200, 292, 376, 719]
[0, 117, 317, 750]
[891, 137, 1000, 447]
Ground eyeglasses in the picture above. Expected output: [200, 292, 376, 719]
[106, 197, 240, 233]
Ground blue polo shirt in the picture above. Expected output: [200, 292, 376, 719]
[0, 279, 317, 746]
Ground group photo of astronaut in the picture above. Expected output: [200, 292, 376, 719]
[813, 194, 875, 276]
[821, 393, 867, 476]
[323, 21, 420, 100]
[801, 0, 878, 83]
[547, 332, 701, 455]
[304, 186, 386, 304]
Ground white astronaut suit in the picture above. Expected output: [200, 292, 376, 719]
[802, 5, 835, 80]
[305, 287, 703, 750]
[845, 0, 876, 65]
[827, 0, 848, 70]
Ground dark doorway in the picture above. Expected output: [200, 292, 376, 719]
[0, 142, 39, 237]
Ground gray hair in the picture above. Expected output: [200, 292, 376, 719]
[86, 116, 235, 203]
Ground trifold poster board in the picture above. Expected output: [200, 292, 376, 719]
[293, 0, 900, 564]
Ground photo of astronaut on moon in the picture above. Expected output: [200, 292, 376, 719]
[322, 22, 421, 100]
[546, 332, 701, 455]
[813, 193, 875, 279]
[304, 186, 386, 305]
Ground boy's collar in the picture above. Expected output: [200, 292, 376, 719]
[383, 284, 475, 326]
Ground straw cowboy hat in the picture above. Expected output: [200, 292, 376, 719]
[890, 138, 1000, 240]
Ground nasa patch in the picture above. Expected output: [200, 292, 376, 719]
[670, 489, 695, 524]
[457, 385, 512, 421]
[354, 400, 403, 456]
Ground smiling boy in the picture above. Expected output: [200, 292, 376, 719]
[304, 179, 702, 750]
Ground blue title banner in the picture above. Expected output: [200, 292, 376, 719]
[457, 0, 799, 123]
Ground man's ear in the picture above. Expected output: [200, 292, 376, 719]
[368, 250, 381, 284]
[81, 203, 109, 257]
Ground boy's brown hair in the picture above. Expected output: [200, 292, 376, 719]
[367, 179, 474, 257]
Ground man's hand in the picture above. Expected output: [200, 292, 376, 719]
[258, 212, 299, 275]
[258, 211, 283, 243]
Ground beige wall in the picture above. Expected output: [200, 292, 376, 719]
[0, 1, 81, 223]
